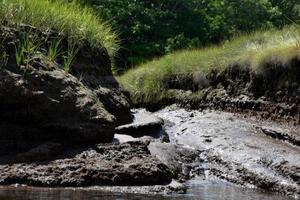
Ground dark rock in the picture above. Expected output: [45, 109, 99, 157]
[0, 25, 132, 152]
[0, 62, 115, 144]
[14, 142, 63, 163]
[0, 141, 172, 187]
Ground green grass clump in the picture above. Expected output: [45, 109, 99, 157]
[0, 0, 118, 56]
[119, 25, 300, 103]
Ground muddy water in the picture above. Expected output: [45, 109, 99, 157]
[0, 106, 298, 200]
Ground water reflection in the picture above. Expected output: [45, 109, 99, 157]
[0, 181, 293, 200]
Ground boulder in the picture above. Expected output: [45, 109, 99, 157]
[0, 25, 132, 153]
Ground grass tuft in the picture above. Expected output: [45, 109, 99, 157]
[63, 42, 79, 73]
[0, 0, 119, 57]
[47, 38, 62, 63]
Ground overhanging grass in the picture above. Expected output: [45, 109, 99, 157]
[0, 0, 118, 56]
[118, 25, 300, 103]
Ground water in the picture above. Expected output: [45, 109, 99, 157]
[0, 182, 294, 200]
[0, 106, 298, 200]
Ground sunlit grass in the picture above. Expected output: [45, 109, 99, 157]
[0, 0, 119, 56]
[119, 25, 300, 103]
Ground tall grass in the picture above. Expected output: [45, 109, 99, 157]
[15, 32, 41, 66]
[47, 39, 62, 62]
[119, 25, 300, 103]
[0, 0, 119, 56]
[63, 42, 79, 73]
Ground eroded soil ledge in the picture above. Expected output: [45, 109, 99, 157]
[133, 63, 300, 124]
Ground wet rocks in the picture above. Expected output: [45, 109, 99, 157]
[89, 180, 187, 195]
[115, 109, 165, 138]
[154, 106, 300, 197]
[0, 141, 172, 187]
[256, 126, 300, 146]
[148, 142, 203, 181]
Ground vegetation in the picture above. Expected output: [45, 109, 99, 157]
[0, 0, 118, 56]
[83, 0, 300, 69]
[14, 32, 41, 66]
[63, 43, 79, 73]
[118, 25, 300, 104]
[47, 39, 62, 63]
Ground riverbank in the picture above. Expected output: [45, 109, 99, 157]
[153, 106, 299, 197]
[0, 106, 298, 199]
[119, 26, 300, 123]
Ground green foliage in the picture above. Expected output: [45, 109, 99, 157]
[118, 26, 300, 103]
[15, 32, 40, 66]
[47, 39, 62, 63]
[84, 0, 300, 69]
[0, 0, 118, 57]
[63, 43, 79, 73]
[0, 51, 8, 69]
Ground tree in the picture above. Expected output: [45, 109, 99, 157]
[81, 0, 300, 71]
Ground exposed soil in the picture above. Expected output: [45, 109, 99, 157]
[0, 141, 172, 187]
[152, 105, 299, 198]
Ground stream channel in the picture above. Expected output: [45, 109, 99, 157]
[0, 105, 298, 200]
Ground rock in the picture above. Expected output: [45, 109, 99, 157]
[0, 25, 132, 153]
[85, 180, 187, 195]
[0, 63, 115, 144]
[154, 106, 300, 197]
[256, 126, 300, 146]
[115, 109, 164, 138]
[0, 141, 172, 187]
[14, 143, 63, 163]
[148, 142, 202, 181]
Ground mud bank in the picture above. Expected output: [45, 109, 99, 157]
[129, 62, 300, 124]
[152, 105, 299, 198]
[0, 106, 299, 199]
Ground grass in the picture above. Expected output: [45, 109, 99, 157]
[0, 0, 118, 57]
[15, 32, 41, 66]
[0, 51, 8, 68]
[118, 25, 300, 104]
[47, 39, 62, 62]
[63, 42, 79, 73]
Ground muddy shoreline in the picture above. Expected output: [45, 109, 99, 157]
[134, 93, 299, 125]
[152, 106, 299, 198]
[0, 106, 299, 198]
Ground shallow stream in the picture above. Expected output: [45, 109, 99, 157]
[0, 106, 298, 200]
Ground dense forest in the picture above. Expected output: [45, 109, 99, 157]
[81, 0, 300, 70]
